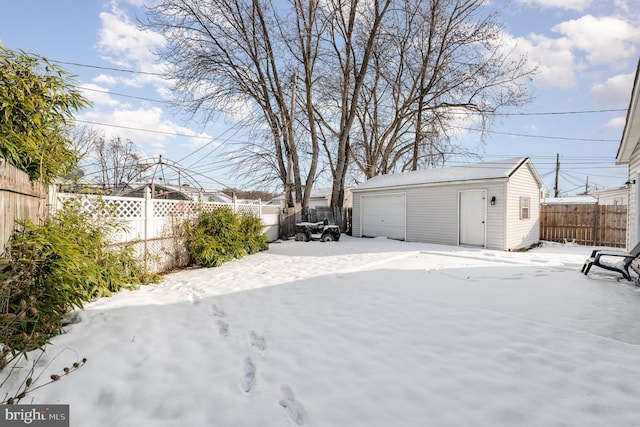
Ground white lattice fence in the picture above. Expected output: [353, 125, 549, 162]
[56, 192, 146, 243]
[51, 187, 281, 272]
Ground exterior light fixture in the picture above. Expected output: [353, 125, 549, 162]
[490, 196, 496, 205]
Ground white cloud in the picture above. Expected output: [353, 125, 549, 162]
[598, 116, 626, 134]
[590, 73, 635, 106]
[80, 84, 121, 107]
[93, 74, 119, 86]
[122, 0, 153, 7]
[502, 11, 640, 89]
[224, 97, 254, 122]
[613, 0, 638, 16]
[500, 32, 577, 88]
[78, 106, 203, 157]
[515, 0, 593, 11]
[96, 2, 167, 86]
[552, 15, 640, 67]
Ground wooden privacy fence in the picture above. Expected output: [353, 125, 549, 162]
[540, 204, 627, 248]
[0, 160, 47, 257]
[279, 206, 353, 238]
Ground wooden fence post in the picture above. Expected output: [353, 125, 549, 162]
[592, 203, 599, 246]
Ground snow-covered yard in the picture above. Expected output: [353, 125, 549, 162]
[9, 237, 640, 426]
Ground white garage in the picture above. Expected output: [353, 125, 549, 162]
[351, 158, 543, 251]
[361, 193, 406, 240]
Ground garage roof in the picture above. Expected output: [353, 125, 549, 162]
[354, 157, 542, 191]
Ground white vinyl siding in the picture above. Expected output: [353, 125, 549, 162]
[352, 193, 362, 237]
[626, 148, 640, 249]
[355, 180, 506, 249]
[505, 163, 540, 250]
[352, 158, 541, 251]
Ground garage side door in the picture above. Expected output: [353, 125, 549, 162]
[459, 190, 486, 247]
[362, 194, 406, 240]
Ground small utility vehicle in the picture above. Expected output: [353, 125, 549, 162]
[294, 219, 341, 242]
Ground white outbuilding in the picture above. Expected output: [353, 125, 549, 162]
[351, 157, 543, 251]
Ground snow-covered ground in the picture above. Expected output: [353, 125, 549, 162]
[7, 237, 640, 426]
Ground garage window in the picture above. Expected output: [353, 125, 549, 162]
[520, 196, 530, 220]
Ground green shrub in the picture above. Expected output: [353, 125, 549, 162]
[183, 207, 268, 268]
[239, 214, 268, 254]
[0, 201, 156, 359]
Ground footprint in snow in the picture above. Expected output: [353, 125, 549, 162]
[248, 330, 266, 352]
[210, 304, 229, 336]
[279, 385, 305, 425]
[240, 356, 256, 393]
[210, 304, 226, 318]
[216, 320, 229, 337]
[189, 292, 201, 306]
[169, 281, 187, 290]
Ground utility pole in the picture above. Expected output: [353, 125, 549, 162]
[585, 176, 589, 194]
[554, 153, 560, 197]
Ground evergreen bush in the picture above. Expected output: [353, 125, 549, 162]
[183, 207, 268, 268]
[0, 201, 156, 361]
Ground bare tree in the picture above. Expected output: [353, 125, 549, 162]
[67, 125, 102, 165]
[91, 136, 141, 191]
[143, 0, 534, 229]
[65, 127, 142, 190]
[64, 125, 103, 180]
[314, 0, 394, 226]
[289, 0, 325, 218]
[145, 0, 313, 210]
[348, 0, 533, 179]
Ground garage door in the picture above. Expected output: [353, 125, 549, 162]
[362, 194, 406, 240]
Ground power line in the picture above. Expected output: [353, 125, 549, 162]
[51, 59, 166, 77]
[84, 83, 627, 119]
[454, 126, 619, 142]
[74, 119, 214, 140]
[461, 108, 627, 116]
[53, 57, 628, 117]
[84, 83, 629, 118]
[81, 86, 172, 105]
[75, 116, 622, 151]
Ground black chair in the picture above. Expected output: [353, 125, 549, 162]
[581, 241, 640, 281]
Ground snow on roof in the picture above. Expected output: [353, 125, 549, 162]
[309, 188, 332, 199]
[272, 188, 334, 202]
[541, 196, 598, 205]
[354, 157, 530, 191]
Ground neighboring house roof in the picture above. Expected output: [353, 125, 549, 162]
[119, 183, 192, 200]
[309, 188, 333, 199]
[354, 157, 542, 191]
[616, 58, 640, 164]
[203, 191, 233, 203]
[541, 196, 598, 205]
[272, 188, 344, 202]
[272, 188, 332, 201]
[117, 183, 233, 202]
[591, 187, 627, 197]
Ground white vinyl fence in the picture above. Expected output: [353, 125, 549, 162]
[50, 186, 280, 273]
